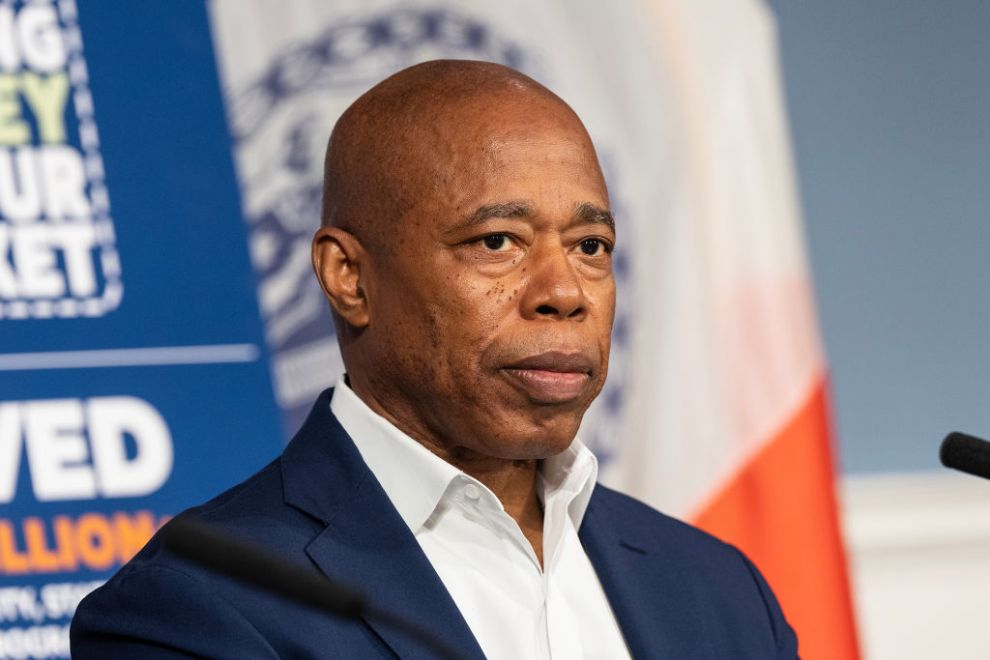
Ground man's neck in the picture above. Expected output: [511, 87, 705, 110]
[347, 376, 547, 565]
[447, 454, 545, 567]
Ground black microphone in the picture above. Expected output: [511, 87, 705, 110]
[161, 518, 460, 659]
[939, 432, 990, 481]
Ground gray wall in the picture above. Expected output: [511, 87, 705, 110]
[765, 1, 990, 473]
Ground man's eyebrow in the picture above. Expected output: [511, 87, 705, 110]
[460, 201, 535, 227]
[454, 200, 614, 234]
[575, 202, 615, 234]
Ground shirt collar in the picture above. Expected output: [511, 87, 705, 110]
[330, 375, 599, 532]
[330, 376, 460, 532]
[540, 434, 599, 527]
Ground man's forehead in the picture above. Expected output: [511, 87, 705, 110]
[322, 60, 605, 237]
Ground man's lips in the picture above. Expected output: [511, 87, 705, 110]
[500, 351, 594, 404]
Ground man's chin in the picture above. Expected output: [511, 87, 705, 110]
[475, 413, 584, 461]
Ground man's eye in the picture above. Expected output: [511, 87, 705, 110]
[482, 234, 510, 251]
[580, 238, 609, 256]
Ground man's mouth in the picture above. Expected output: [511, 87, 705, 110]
[501, 351, 594, 404]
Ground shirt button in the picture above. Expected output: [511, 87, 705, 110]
[463, 483, 481, 500]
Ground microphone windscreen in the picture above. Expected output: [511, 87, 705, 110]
[162, 518, 366, 618]
[940, 432, 990, 481]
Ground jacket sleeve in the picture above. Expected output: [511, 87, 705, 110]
[70, 564, 279, 660]
[734, 548, 800, 659]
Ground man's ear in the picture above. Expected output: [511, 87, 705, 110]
[311, 226, 370, 328]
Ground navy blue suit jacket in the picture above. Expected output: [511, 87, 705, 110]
[71, 389, 798, 658]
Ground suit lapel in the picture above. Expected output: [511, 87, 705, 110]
[580, 489, 693, 659]
[281, 390, 485, 659]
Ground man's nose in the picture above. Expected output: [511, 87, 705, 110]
[520, 243, 587, 321]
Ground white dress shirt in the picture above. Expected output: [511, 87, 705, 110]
[330, 377, 631, 660]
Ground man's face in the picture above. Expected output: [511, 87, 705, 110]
[362, 102, 615, 461]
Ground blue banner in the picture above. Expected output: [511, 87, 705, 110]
[0, 2, 282, 655]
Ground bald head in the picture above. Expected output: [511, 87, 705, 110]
[321, 60, 601, 249]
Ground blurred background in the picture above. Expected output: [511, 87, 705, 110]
[765, 2, 990, 658]
[768, 0, 990, 475]
[0, 1, 988, 658]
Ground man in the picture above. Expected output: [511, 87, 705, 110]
[71, 60, 798, 658]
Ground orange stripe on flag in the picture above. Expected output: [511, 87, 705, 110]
[692, 377, 860, 660]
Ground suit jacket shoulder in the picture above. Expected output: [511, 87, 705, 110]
[580, 484, 799, 659]
[70, 460, 341, 659]
[72, 391, 481, 659]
